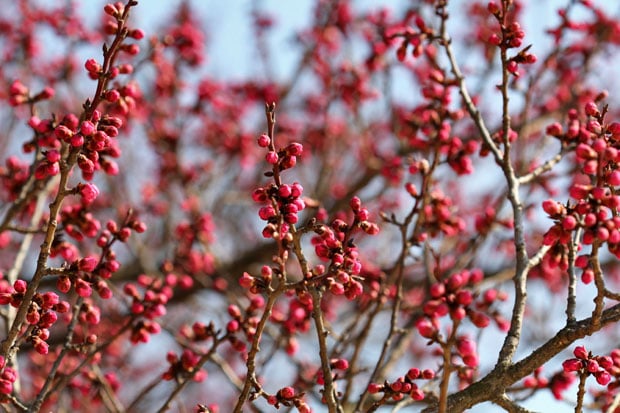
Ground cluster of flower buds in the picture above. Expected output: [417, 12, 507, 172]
[124, 274, 171, 320]
[367, 367, 435, 402]
[252, 177, 305, 252]
[54, 216, 145, 299]
[122, 274, 182, 344]
[162, 348, 206, 382]
[417, 269, 500, 340]
[456, 336, 479, 368]
[306, 197, 378, 300]
[547, 370, 576, 400]
[486, 3, 537, 76]
[178, 316, 247, 359]
[270, 293, 312, 339]
[254, 181, 306, 231]
[0, 280, 70, 355]
[316, 358, 349, 387]
[53, 110, 124, 181]
[260, 386, 311, 412]
[386, 14, 433, 62]
[8, 79, 54, 107]
[543, 102, 620, 278]
[239, 268, 266, 295]
[77, 301, 102, 326]
[0, 356, 17, 395]
[586, 349, 620, 409]
[69, 370, 120, 408]
[262, 137, 304, 172]
[0, 157, 29, 201]
[474, 204, 514, 236]
[562, 345, 613, 386]
[99, 217, 147, 248]
[28, 327, 50, 355]
[179, 321, 217, 343]
[522, 366, 549, 391]
[226, 297, 265, 343]
[61, 204, 102, 242]
[419, 188, 465, 238]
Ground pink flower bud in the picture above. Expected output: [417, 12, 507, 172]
[239, 272, 254, 289]
[10, 80, 28, 95]
[546, 122, 563, 136]
[54, 125, 74, 141]
[329, 282, 345, 295]
[598, 356, 613, 370]
[368, 383, 382, 394]
[280, 386, 295, 399]
[349, 196, 362, 211]
[487, 1, 500, 14]
[422, 369, 435, 379]
[14, 279, 27, 293]
[586, 359, 600, 373]
[457, 338, 477, 356]
[130, 29, 145, 40]
[286, 142, 303, 156]
[75, 279, 93, 297]
[416, 318, 436, 338]
[562, 358, 582, 372]
[488, 33, 501, 45]
[596, 371, 611, 386]
[33, 338, 49, 355]
[265, 151, 278, 164]
[105, 89, 121, 102]
[104, 3, 119, 16]
[430, 283, 445, 298]
[411, 388, 425, 401]
[562, 215, 577, 230]
[227, 320, 239, 332]
[585, 101, 600, 117]
[85, 58, 101, 73]
[462, 354, 479, 367]
[257, 134, 270, 147]
[71, 134, 84, 147]
[456, 290, 473, 305]
[331, 358, 349, 370]
[79, 183, 100, 204]
[78, 256, 98, 272]
[57, 276, 71, 293]
[280, 155, 296, 169]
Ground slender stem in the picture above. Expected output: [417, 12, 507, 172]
[29, 297, 85, 411]
[590, 243, 605, 328]
[438, 346, 451, 413]
[127, 375, 162, 412]
[566, 229, 582, 324]
[232, 289, 283, 413]
[517, 148, 572, 185]
[441, 0, 529, 369]
[309, 287, 342, 413]
[438, 319, 459, 413]
[341, 299, 383, 403]
[574, 371, 587, 413]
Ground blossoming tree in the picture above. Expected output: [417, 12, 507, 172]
[1, 0, 620, 412]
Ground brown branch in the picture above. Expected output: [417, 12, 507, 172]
[423, 302, 620, 412]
